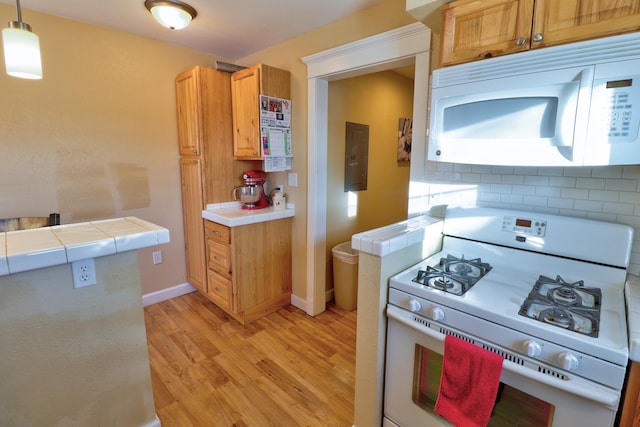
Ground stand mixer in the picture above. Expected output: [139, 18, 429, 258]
[236, 170, 269, 210]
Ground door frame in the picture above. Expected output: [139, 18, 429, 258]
[302, 22, 432, 315]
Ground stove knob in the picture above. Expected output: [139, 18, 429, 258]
[407, 298, 422, 312]
[428, 306, 445, 321]
[557, 352, 579, 370]
[522, 339, 542, 357]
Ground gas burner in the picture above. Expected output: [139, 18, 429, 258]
[518, 275, 601, 337]
[413, 255, 492, 296]
[540, 308, 574, 329]
[551, 287, 581, 306]
[440, 255, 492, 278]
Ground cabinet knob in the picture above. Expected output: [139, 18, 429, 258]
[212, 230, 220, 235]
[516, 37, 526, 46]
[533, 33, 543, 42]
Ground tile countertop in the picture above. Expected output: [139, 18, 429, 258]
[351, 214, 443, 257]
[203, 201, 295, 227]
[0, 217, 170, 276]
[626, 274, 640, 362]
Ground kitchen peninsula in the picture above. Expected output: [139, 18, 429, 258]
[349, 214, 443, 427]
[0, 217, 169, 427]
[202, 202, 294, 324]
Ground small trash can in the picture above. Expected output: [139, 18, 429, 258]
[332, 241, 359, 310]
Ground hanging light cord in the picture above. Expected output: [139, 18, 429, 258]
[15, 0, 22, 22]
[9, 0, 31, 31]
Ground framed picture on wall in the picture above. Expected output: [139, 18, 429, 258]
[398, 117, 412, 162]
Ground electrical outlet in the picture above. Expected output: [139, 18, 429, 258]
[72, 258, 96, 288]
[276, 184, 284, 193]
[152, 250, 163, 265]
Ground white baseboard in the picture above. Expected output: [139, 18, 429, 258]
[141, 414, 161, 427]
[290, 293, 307, 312]
[142, 282, 197, 307]
[143, 285, 318, 317]
[290, 290, 335, 315]
[325, 288, 334, 303]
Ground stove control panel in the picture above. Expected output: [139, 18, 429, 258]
[502, 216, 547, 237]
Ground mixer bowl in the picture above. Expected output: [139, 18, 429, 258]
[233, 185, 262, 207]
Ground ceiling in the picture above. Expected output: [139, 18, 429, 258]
[1, 0, 388, 60]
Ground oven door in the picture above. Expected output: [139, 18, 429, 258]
[384, 305, 620, 427]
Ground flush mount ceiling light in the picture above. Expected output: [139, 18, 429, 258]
[145, 0, 197, 30]
[2, 0, 42, 79]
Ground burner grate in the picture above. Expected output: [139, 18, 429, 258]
[518, 275, 601, 337]
[413, 254, 492, 295]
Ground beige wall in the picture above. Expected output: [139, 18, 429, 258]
[0, 252, 157, 426]
[0, 0, 417, 300]
[238, 0, 416, 301]
[0, 4, 223, 295]
[326, 70, 414, 290]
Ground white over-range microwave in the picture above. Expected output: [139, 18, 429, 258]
[428, 31, 640, 167]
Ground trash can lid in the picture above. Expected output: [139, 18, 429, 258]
[332, 241, 359, 259]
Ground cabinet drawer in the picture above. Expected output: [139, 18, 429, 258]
[207, 240, 232, 277]
[207, 270, 232, 311]
[205, 220, 230, 244]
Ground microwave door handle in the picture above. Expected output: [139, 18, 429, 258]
[568, 66, 595, 161]
[555, 67, 595, 161]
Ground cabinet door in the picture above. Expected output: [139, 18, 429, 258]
[180, 157, 206, 292]
[440, 0, 534, 67]
[175, 68, 202, 156]
[532, 0, 640, 49]
[231, 67, 262, 160]
[232, 219, 292, 313]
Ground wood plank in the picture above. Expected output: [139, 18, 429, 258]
[145, 292, 356, 426]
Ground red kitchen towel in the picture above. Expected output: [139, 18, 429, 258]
[434, 335, 504, 427]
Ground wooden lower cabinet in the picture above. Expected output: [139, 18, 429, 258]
[204, 218, 292, 324]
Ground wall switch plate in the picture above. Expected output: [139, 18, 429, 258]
[288, 173, 298, 187]
[152, 251, 163, 265]
[72, 258, 96, 288]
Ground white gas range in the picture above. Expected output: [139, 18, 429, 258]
[384, 206, 634, 427]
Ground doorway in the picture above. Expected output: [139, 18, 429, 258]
[302, 22, 431, 315]
[325, 71, 415, 297]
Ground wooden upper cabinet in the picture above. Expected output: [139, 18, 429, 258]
[175, 68, 202, 156]
[231, 66, 262, 159]
[231, 64, 291, 160]
[532, 0, 640, 49]
[440, 0, 534, 67]
[440, 0, 640, 67]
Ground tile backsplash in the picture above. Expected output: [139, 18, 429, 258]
[424, 162, 640, 276]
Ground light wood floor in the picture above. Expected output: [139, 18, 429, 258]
[144, 291, 357, 427]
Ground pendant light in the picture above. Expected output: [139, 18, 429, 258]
[144, 0, 197, 30]
[2, 0, 42, 79]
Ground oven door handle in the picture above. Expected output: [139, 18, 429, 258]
[386, 305, 620, 410]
